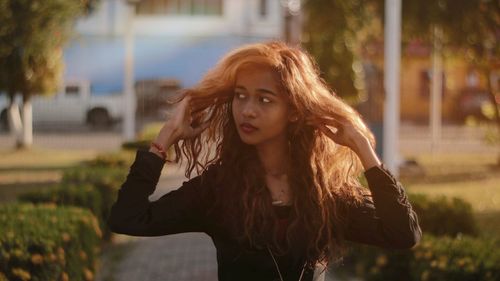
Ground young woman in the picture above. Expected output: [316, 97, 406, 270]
[108, 41, 421, 281]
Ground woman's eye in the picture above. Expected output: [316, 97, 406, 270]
[261, 97, 272, 103]
[235, 93, 245, 99]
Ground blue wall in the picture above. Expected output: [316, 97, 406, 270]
[63, 35, 268, 95]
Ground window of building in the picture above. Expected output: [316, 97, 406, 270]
[137, 0, 223, 16]
[259, 0, 268, 18]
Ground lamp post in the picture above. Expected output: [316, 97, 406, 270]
[282, 0, 301, 45]
[123, 0, 140, 141]
[383, 0, 402, 178]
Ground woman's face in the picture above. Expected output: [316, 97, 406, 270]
[232, 65, 293, 147]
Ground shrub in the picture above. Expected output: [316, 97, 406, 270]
[62, 166, 126, 240]
[0, 203, 101, 281]
[409, 193, 478, 237]
[18, 184, 103, 236]
[83, 152, 134, 169]
[411, 235, 500, 281]
[340, 235, 500, 281]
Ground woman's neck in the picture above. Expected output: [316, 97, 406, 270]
[256, 140, 290, 176]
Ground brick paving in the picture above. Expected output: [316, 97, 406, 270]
[113, 233, 218, 281]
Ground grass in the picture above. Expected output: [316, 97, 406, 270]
[0, 147, 98, 170]
[402, 152, 500, 238]
[0, 147, 101, 203]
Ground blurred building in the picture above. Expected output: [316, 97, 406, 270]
[65, 0, 286, 95]
[361, 39, 500, 124]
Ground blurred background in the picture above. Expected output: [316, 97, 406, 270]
[0, 0, 499, 281]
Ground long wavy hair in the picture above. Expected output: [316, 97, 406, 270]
[170, 41, 375, 268]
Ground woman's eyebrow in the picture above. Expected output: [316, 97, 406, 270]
[235, 85, 277, 96]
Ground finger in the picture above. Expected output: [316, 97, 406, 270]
[317, 124, 339, 142]
[317, 116, 343, 128]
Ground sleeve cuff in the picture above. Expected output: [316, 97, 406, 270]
[134, 149, 166, 175]
[364, 164, 398, 186]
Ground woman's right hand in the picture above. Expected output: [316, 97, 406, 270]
[153, 94, 210, 149]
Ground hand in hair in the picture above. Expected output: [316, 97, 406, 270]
[153, 94, 210, 150]
[307, 116, 381, 170]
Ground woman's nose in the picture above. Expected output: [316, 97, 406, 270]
[242, 101, 257, 118]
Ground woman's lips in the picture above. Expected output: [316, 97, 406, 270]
[240, 123, 258, 133]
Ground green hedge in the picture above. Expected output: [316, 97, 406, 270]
[342, 235, 500, 281]
[83, 152, 133, 169]
[18, 184, 103, 237]
[409, 193, 478, 237]
[62, 166, 126, 240]
[18, 165, 126, 241]
[412, 235, 500, 281]
[0, 204, 101, 281]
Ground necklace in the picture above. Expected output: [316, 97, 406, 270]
[267, 245, 306, 281]
[266, 174, 290, 206]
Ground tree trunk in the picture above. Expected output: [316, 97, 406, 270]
[484, 67, 500, 166]
[17, 93, 33, 149]
[7, 94, 23, 147]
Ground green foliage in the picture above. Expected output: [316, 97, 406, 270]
[402, 0, 499, 62]
[18, 164, 126, 241]
[18, 183, 103, 232]
[409, 193, 478, 237]
[302, 0, 376, 99]
[61, 166, 127, 240]
[341, 235, 500, 281]
[83, 151, 134, 169]
[0, 203, 101, 281]
[411, 235, 500, 281]
[0, 0, 96, 97]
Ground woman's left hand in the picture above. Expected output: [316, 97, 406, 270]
[306, 116, 366, 152]
[306, 116, 381, 170]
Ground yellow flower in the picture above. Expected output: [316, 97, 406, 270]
[83, 268, 94, 281]
[30, 254, 44, 265]
[61, 233, 71, 242]
[79, 251, 88, 261]
[376, 255, 388, 267]
[11, 268, 31, 281]
[435, 255, 448, 270]
[48, 253, 57, 262]
[12, 249, 23, 258]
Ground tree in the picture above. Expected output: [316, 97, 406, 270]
[302, 0, 380, 102]
[0, 0, 98, 149]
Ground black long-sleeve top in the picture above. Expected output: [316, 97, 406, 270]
[107, 150, 422, 281]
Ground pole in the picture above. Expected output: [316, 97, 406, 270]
[383, 0, 402, 177]
[123, 3, 136, 141]
[430, 25, 443, 154]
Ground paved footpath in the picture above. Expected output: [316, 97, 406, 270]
[111, 165, 220, 281]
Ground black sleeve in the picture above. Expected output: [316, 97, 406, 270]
[107, 150, 216, 236]
[344, 165, 422, 249]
